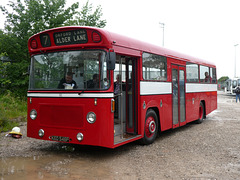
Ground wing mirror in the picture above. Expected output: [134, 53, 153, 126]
[107, 51, 116, 70]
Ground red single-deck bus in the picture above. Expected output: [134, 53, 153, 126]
[27, 26, 217, 148]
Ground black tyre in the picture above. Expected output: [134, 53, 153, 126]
[196, 102, 204, 124]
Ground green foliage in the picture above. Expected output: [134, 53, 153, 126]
[218, 76, 229, 82]
[68, 1, 107, 27]
[0, 0, 106, 97]
[0, 0, 106, 38]
[0, 91, 27, 132]
[0, 118, 19, 133]
[0, 0, 79, 38]
[5, 61, 29, 96]
[0, 32, 23, 63]
[0, 62, 11, 86]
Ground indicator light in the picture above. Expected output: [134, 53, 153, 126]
[92, 31, 101, 42]
[31, 39, 38, 49]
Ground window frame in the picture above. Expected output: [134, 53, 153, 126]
[29, 50, 110, 90]
[200, 65, 210, 83]
[142, 52, 167, 81]
[186, 62, 199, 83]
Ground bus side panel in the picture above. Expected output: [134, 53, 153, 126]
[211, 91, 217, 113]
[185, 92, 199, 122]
[205, 91, 217, 115]
[140, 94, 172, 133]
[27, 97, 114, 148]
[186, 91, 217, 123]
[159, 94, 172, 131]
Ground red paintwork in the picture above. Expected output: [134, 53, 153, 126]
[185, 91, 217, 123]
[28, 26, 217, 148]
[28, 26, 216, 68]
[27, 97, 114, 148]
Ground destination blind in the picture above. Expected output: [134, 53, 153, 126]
[53, 29, 88, 46]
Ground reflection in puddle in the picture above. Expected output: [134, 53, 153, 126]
[226, 99, 236, 103]
[0, 153, 112, 180]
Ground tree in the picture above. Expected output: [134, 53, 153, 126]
[0, 53, 11, 91]
[69, 1, 106, 27]
[1, 0, 106, 40]
[218, 76, 229, 83]
[0, 0, 106, 96]
[1, 0, 76, 38]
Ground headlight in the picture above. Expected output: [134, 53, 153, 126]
[86, 112, 96, 124]
[30, 109, 37, 120]
[38, 129, 44, 137]
[76, 133, 84, 142]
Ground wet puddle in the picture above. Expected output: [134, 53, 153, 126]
[1, 152, 112, 180]
[226, 99, 236, 103]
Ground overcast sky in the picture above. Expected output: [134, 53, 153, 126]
[1, 0, 240, 79]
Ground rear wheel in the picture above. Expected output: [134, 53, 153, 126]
[140, 109, 158, 145]
[196, 102, 204, 124]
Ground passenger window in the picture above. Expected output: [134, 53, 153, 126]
[210, 68, 217, 83]
[186, 63, 199, 82]
[142, 52, 167, 81]
[200, 65, 211, 83]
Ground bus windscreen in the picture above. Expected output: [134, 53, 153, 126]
[29, 50, 109, 90]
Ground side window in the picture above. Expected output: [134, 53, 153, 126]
[232, 80, 237, 88]
[114, 56, 126, 82]
[186, 63, 199, 82]
[200, 65, 211, 83]
[210, 68, 217, 84]
[142, 52, 167, 81]
[114, 55, 126, 93]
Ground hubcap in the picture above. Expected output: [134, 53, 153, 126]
[149, 121, 156, 133]
[145, 116, 156, 138]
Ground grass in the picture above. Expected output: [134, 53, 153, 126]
[0, 91, 27, 132]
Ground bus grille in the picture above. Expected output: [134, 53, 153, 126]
[40, 104, 84, 128]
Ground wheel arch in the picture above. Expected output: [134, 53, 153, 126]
[200, 100, 206, 118]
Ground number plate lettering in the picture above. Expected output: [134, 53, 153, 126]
[50, 136, 70, 142]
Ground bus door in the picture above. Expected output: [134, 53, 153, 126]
[172, 65, 186, 128]
[114, 56, 137, 143]
[126, 58, 137, 134]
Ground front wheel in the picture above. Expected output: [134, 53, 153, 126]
[140, 109, 158, 145]
[196, 102, 204, 124]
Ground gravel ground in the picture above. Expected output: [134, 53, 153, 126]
[1, 91, 240, 179]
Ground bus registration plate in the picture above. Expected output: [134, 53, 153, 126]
[50, 136, 70, 142]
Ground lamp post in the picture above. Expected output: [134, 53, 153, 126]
[234, 44, 239, 78]
[159, 22, 165, 47]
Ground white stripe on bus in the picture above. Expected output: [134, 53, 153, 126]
[140, 81, 217, 95]
[28, 83, 217, 97]
[140, 81, 172, 95]
[186, 83, 217, 93]
[27, 93, 114, 98]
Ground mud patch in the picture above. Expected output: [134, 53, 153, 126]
[1, 154, 112, 180]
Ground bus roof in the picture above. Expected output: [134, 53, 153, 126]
[103, 29, 215, 67]
[28, 26, 215, 67]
